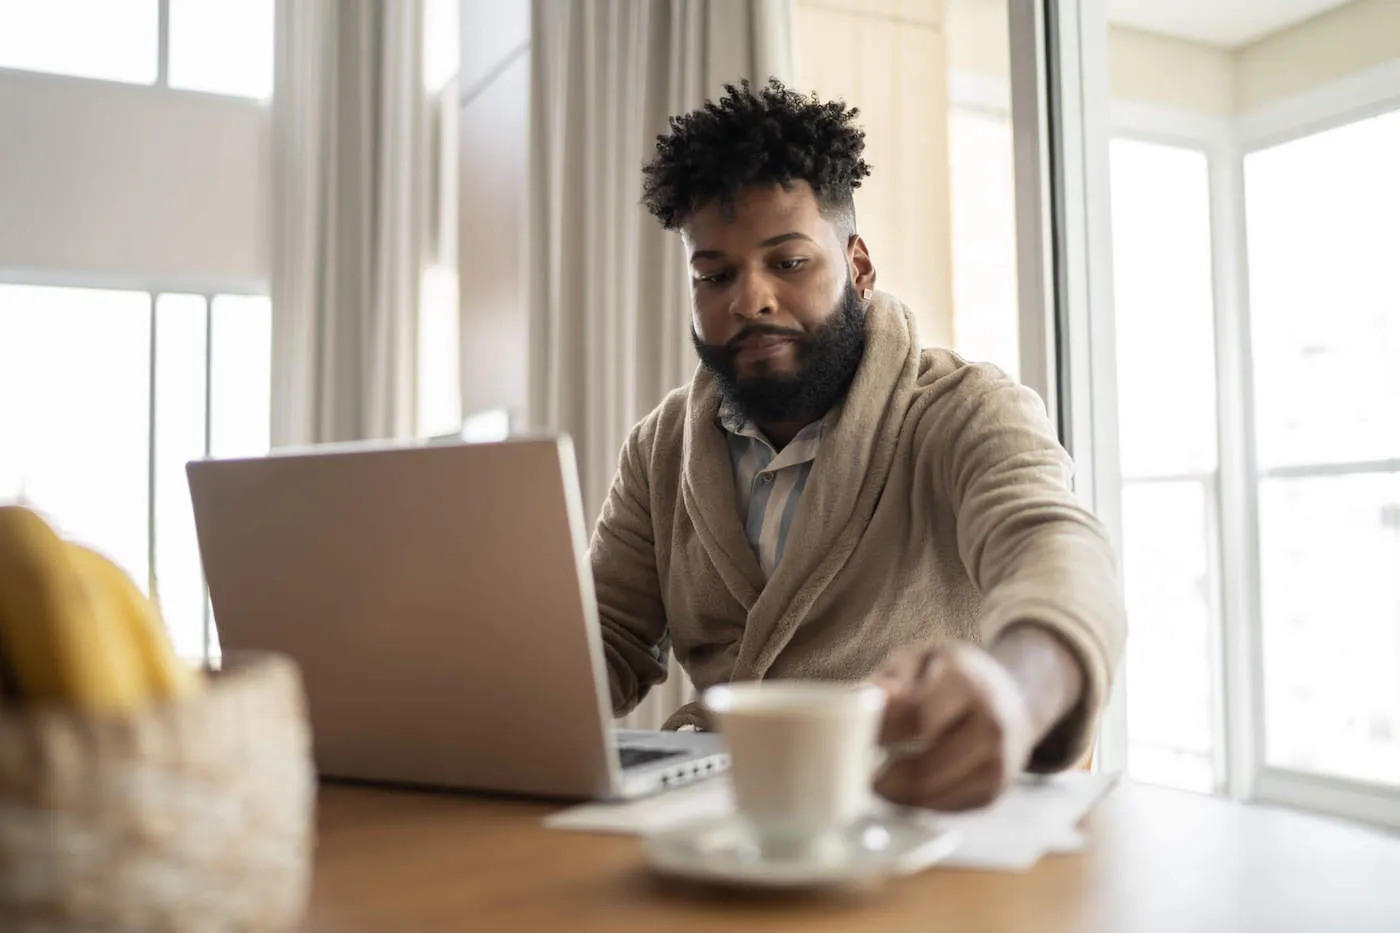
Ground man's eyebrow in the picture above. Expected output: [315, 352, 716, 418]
[689, 232, 815, 264]
[758, 232, 814, 248]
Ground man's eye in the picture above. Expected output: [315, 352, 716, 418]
[695, 271, 731, 285]
[776, 257, 808, 272]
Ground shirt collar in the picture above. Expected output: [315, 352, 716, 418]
[716, 398, 837, 450]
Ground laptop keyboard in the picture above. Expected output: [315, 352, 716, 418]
[618, 746, 685, 770]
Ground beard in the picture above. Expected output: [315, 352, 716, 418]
[691, 281, 867, 424]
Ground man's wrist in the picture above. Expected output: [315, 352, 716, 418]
[988, 623, 1086, 741]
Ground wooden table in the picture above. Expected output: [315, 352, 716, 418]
[301, 780, 1400, 932]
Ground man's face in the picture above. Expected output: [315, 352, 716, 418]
[684, 182, 876, 422]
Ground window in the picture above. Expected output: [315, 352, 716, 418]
[0, 283, 272, 660]
[1108, 138, 1222, 794]
[0, 0, 273, 99]
[1245, 109, 1400, 789]
[0, 285, 153, 585]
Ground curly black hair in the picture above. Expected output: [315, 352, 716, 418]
[641, 78, 871, 231]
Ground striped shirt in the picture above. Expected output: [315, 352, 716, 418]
[718, 401, 831, 579]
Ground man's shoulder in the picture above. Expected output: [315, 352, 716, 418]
[914, 347, 1021, 397]
[908, 347, 1056, 443]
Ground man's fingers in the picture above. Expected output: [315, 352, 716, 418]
[878, 694, 924, 746]
[875, 714, 995, 808]
[907, 653, 973, 741]
[875, 645, 937, 745]
[872, 641, 1036, 812]
[918, 760, 1005, 812]
[877, 652, 970, 747]
[914, 713, 1002, 793]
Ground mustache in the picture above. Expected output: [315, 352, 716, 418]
[724, 324, 806, 351]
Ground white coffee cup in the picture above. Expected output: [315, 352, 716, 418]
[703, 680, 887, 860]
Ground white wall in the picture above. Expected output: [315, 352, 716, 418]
[1236, 0, 1400, 112]
[1108, 28, 1235, 116]
[0, 71, 269, 288]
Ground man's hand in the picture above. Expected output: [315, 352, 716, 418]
[872, 625, 1085, 811]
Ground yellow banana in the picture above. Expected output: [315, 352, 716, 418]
[69, 543, 200, 702]
[0, 506, 148, 713]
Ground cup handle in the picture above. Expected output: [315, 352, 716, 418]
[871, 739, 929, 780]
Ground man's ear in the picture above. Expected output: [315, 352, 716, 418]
[848, 234, 876, 296]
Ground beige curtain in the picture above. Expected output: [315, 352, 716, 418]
[270, 0, 429, 446]
[528, 0, 795, 729]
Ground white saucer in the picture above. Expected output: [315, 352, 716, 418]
[643, 812, 962, 889]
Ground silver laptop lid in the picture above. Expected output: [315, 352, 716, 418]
[186, 436, 626, 799]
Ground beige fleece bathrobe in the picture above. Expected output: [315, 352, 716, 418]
[589, 292, 1125, 770]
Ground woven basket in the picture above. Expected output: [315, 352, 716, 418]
[0, 652, 315, 933]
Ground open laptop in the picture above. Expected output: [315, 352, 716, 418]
[186, 436, 727, 801]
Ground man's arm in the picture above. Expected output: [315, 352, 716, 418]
[589, 424, 670, 716]
[875, 365, 1125, 809]
[941, 370, 1123, 768]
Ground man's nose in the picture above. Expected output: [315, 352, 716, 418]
[729, 270, 775, 320]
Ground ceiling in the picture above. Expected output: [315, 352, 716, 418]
[1108, 0, 1357, 48]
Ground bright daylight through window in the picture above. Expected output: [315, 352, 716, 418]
[1109, 139, 1221, 794]
[1246, 109, 1400, 788]
[0, 285, 271, 660]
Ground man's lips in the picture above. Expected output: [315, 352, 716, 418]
[732, 334, 797, 361]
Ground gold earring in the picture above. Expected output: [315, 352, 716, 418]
[862, 288, 874, 301]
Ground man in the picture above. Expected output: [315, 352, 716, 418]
[590, 79, 1124, 811]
